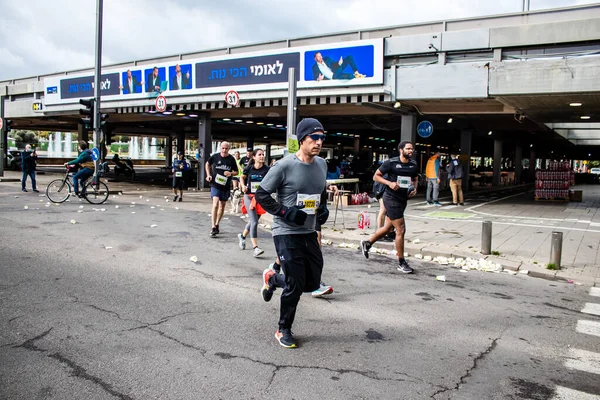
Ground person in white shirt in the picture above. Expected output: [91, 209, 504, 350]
[118, 70, 144, 94]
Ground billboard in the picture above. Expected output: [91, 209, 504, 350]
[43, 39, 383, 106]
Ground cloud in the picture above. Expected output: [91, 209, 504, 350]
[0, 0, 596, 81]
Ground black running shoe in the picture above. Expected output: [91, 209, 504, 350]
[173, 195, 178, 202]
[397, 259, 414, 274]
[215, 225, 220, 234]
[178, 197, 183, 202]
[261, 269, 275, 302]
[210, 227, 217, 237]
[275, 328, 297, 348]
[360, 240, 371, 259]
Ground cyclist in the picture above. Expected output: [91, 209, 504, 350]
[64, 141, 94, 197]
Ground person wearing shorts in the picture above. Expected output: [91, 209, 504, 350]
[360, 141, 418, 273]
[172, 151, 189, 202]
[205, 141, 238, 237]
[255, 117, 329, 348]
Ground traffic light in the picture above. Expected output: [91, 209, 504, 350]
[99, 113, 109, 131]
[79, 98, 95, 130]
[5, 119, 12, 133]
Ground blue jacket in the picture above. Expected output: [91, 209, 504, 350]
[172, 158, 189, 173]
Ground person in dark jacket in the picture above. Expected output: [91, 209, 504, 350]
[64, 141, 94, 196]
[172, 151, 189, 202]
[21, 144, 38, 192]
[447, 153, 464, 206]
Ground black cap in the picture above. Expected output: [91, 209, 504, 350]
[296, 118, 324, 143]
[177, 151, 184, 155]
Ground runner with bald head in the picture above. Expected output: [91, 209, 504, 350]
[205, 141, 238, 237]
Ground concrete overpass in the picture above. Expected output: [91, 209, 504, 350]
[1, 4, 600, 181]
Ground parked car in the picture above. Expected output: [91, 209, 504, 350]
[7, 150, 22, 170]
[590, 167, 600, 175]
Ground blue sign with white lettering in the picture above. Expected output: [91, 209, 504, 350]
[60, 73, 120, 99]
[195, 53, 300, 89]
[46, 86, 58, 94]
[91, 148, 100, 161]
[417, 121, 434, 138]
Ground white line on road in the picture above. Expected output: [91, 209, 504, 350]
[590, 287, 600, 297]
[576, 320, 600, 338]
[564, 348, 600, 375]
[552, 386, 600, 400]
[582, 303, 600, 316]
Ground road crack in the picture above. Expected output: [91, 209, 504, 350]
[14, 328, 133, 399]
[431, 337, 500, 399]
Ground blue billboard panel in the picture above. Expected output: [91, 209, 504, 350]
[120, 70, 144, 94]
[59, 73, 120, 99]
[195, 53, 300, 89]
[304, 45, 375, 82]
[169, 64, 193, 90]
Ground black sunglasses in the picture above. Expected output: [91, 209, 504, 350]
[308, 133, 326, 142]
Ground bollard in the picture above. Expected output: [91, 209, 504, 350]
[550, 231, 563, 269]
[481, 221, 492, 255]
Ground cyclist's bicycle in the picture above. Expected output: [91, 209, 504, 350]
[46, 163, 110, 204]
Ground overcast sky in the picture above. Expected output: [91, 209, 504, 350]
[0, 0, 596, 81]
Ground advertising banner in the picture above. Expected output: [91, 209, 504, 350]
[43, 39, 383, 106]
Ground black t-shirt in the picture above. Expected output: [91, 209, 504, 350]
[378, 157, 419, 201]
[240, 156, 251, 168]
[242, 164, 270, 194]
[208, 153, 238, 190]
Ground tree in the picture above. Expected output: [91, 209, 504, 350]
[12, 130, 39, 148]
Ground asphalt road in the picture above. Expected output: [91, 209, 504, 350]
[1, 183, 599, 400]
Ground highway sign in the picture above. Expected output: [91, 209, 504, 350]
[417, 121, 434, 138]
[91, 148, 100, 161]
[155, 95, 167, 112]
[225, 90, 240, 107]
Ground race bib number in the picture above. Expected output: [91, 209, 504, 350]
[296, 193, 320, 215]
[251, 181, 260, 192]
[215, 174, 227, 185]
[175, 171, 183, 177]
[397, 176, 411, 188]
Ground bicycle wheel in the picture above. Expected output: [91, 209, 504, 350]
[84, 180, 109, 204]
[46, 179, 72, 203]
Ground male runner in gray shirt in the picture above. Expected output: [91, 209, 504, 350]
[255, 118, 329, 348]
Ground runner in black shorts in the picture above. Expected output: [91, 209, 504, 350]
[360, 141, 418, 273]
[255, 118, 329, 348]
[205, 141, 238, 237]
[171, 151, 189, 202]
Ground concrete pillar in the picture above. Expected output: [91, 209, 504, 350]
[514, 144, 523, 185]
[166, 136, 173, 168]
[176, 133, 185, 155]
[246, 136, 255, 152]
[0, 94, 5, 176]
[460, 130, 472, 192]
[265, 144, 272, 166]
[400, 114, 417, 145]
[197, 115, 212, 189]
[77, 123, 89, 144]
[354, 136, 360, 153]
[493, 139, 503, 187]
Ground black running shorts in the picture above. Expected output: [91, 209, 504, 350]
[382, 192, 408, 221]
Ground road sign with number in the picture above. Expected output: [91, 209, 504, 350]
[155, 95, 167, 112]
[225, 90, 240, 107]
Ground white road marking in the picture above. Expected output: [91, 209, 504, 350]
[582, 303, 600, 316]
[590, 287, 600, 297]
[564, 348, 600, 375]
[552, 386, 600, 400]
[576, 320, 600, 338]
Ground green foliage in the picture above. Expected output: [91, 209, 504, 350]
[491, 251, 501, 256]
[546, 263, 558, 270]
[12, 130, 39, 147]
[588, 160, 600, 168]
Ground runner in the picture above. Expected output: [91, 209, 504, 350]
[238, 148, 269, 257]
[171, 151, 189, 202]
[360, 141, 418, 273]
[205, 141, 238, 237]
[255, 117, 329, 348]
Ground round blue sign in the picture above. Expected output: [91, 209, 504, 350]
[417, 121, 434, 138]
[91, 147, 100, 161]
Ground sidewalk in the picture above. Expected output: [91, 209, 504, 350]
[2, 170, 598, 286]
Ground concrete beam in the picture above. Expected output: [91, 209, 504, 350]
[490, 18, 600, 48]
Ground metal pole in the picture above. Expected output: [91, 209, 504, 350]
[0, 93, 5, 177]
[481, 221, 492, 255]
[550, 231, 563, 268]
[285, 67, 297, 156]
[93, 0, 103, 174]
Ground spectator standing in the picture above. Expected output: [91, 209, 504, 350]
[425, 151, 442, 206]
[21, 144, 39, 192]
[447, 153, 464, 206]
